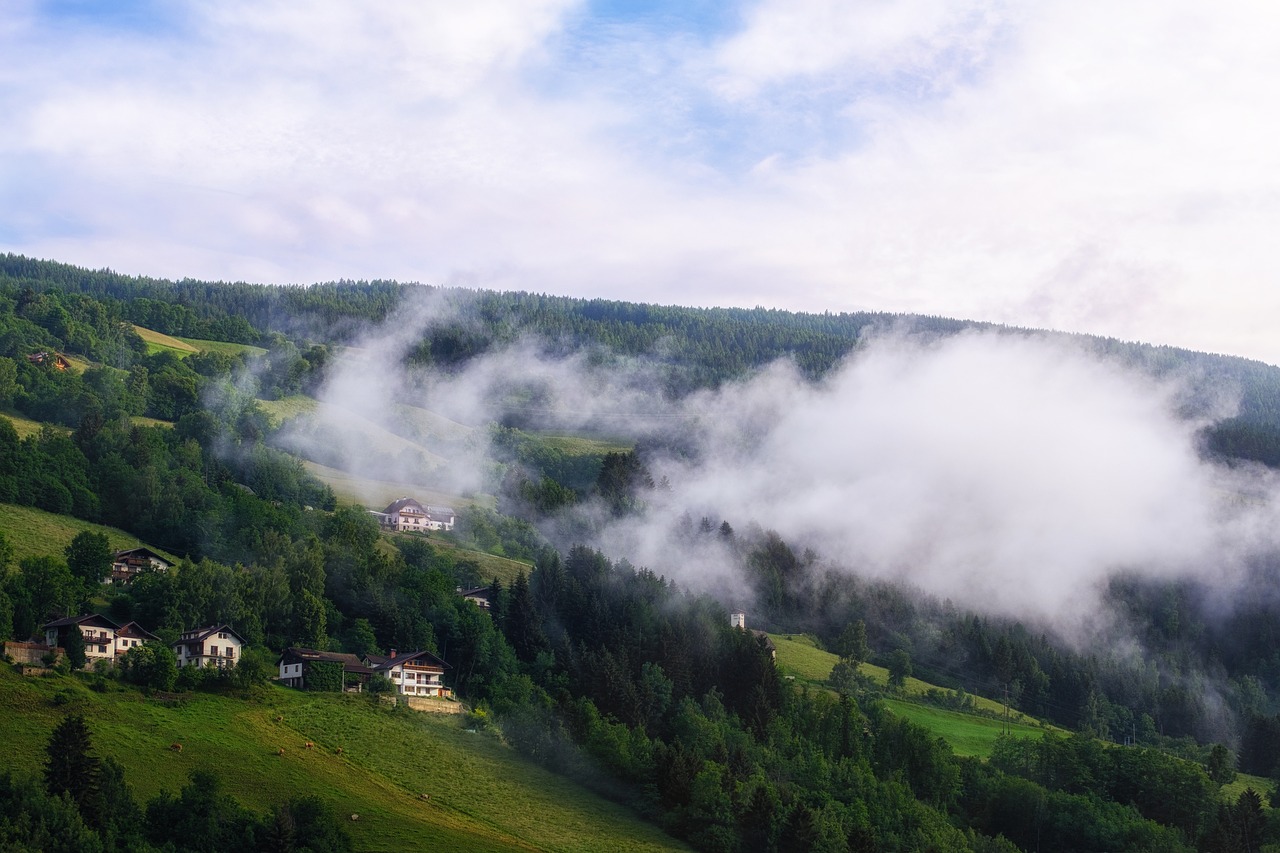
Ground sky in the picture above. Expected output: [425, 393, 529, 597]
[3, 1, 1280, 364]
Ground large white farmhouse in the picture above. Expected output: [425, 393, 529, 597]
[375, 497, 456, 532]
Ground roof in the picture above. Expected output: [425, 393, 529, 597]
[43, 614, 121, 630]
[279, 647, 371, 674]
[175, 624, 246, 645]
[383, 497, 425, 515]
[459, 586, 492, 599]
[365, 649, 450, 671]
[426, 505, 456, 518]
[116, 622, 160, 642]
[112, 547, 170, 563]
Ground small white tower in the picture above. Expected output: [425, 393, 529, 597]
[730, 610, 746, 630]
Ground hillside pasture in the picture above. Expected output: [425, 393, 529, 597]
[0, 502, 165, 564]
[302, 460, 481, 512]
[392, 403, 476, 443]
[769, 633, 1055, 757]
[384, 531, 534, 588]
[0, 668, 688, 853]
[133, 325, 200, 356]
[254, 394, 318, 427]
[2, 410, 67, 439]
[176, 336, 268, 357]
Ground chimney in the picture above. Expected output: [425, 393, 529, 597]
[389, 649, 396, 658]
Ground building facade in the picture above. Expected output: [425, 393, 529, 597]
[174, 624, 245, 669]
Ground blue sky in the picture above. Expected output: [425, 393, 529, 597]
[3, 0, 1280, 364]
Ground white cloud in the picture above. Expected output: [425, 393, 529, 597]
[711, 0, 1006, 98]
[3, 0, 1280, 364]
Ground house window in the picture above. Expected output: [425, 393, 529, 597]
[211, 646, 219, 656]
[98, 645, 107, 653]
[226, 648, 234, 658]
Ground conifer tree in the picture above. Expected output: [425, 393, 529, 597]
[44, 714, 103, 828]
[63, 624, 87, 670]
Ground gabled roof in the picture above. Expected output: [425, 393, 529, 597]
[116, 621, 159, 642]
[425, 505, 456, 518]
[175, 624, 246, 645]
[112, 547, 171, 563]
[459, 586, 492, 599]
[383, 497, 425, 515]
[279, 647, 371, 674]
[43, 614, 121, 631]
[365, 649, 450, 671]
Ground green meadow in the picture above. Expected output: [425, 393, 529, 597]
[1, 410, 66, 439]
[0, 667, 688, 853]
[176, 337, 268, 357]
[133, 325, 200, 357]
[770, 633, 1054, 758]
[0, 502, 165, 564]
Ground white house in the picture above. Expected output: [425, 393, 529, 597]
[377, 498, 457, 532]
[43, 614, 120, 663]
[113, 621, 160, 658]
[365, 649, 452, 698]
[41, 615, 161, 663]
[174, 624, 245, 669]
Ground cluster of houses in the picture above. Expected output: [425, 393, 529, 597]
[28, 615, 249, 671]
[11, 615, 451, 700]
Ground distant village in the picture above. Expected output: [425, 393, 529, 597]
[1, 496, 464, 707]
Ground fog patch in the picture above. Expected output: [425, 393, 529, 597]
[294, 306, 1280, 643]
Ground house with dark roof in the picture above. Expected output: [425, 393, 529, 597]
[174, 624, 245, 669]
[108, 547, 172, 585]
[277, 647, 372, 691]
[44, 614, 121, 663]
[113, 621, 160, 658]
[365, 649, 452, 698]
[26, 351, 69, 370]
[375, 497, 457, 532]
[458, 586, 493, 610]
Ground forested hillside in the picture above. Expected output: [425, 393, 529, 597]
[4, 255, 1280, 851]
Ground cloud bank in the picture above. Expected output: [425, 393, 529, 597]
[292, 293, 1280, 641]
[3, 1, 1280, 363]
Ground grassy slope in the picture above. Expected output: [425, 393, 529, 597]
[381, 531, 534, 588]
[526, 433, 631, 456]
[0, 668, 687, 853]
[260, 399, 449, 469]
[176, 337, 268, 357]
[393, 403, 476, 443]
[256, 395, 319, 427]
[302, 461, 479, 511]
[1, 410, 67, 439]
[133, 325, 200, 356]
[770, 633, 1053, 758]
[0, 503, 168, 564]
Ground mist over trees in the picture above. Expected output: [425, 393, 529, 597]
[7, 254, 1280, 850]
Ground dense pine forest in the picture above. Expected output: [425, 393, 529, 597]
[5, 254, 1280, 851]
